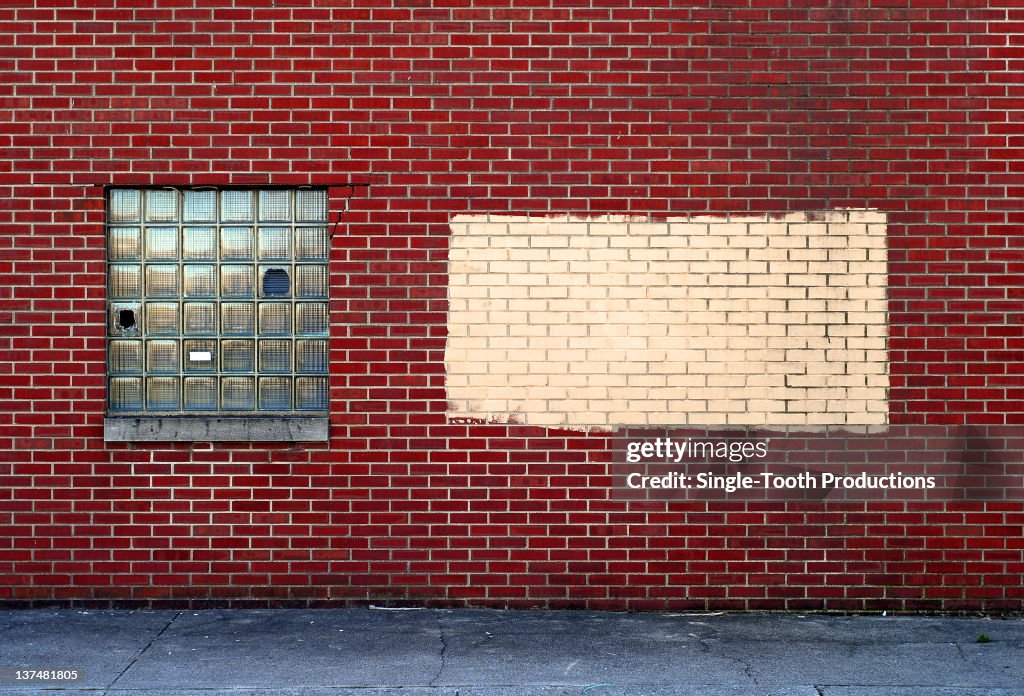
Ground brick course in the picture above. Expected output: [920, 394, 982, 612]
[1, 1, 1023, 610]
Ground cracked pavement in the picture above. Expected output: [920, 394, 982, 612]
[0, 609, 1020, 695]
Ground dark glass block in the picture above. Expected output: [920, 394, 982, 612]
[108, 377, 143, 411]
[184, 265, 216, 297]
[109, 264, 142, 299]
[221, 339, 254, 372]
[145, 302, 179, 335]
[295, 376, 328, 410]
[259, 339, 291, 372]
[220, 265, 254, 297]
[258, 377, 292, 411]
[145, 265, 179, 298]
[294, 265, 327, 298]
[184, 376, 218, 410]
[183, 302, 217, 335]
[221, 303, 255, 335]
[222, 376, 255, 410]
[108, 340, 142, 374]
[146, 376, 180, 410]
[295, 339, 328, 373]
[295, 302, 328, 335]
[146, 339, 180, 373]
[258, 303, 292, 335]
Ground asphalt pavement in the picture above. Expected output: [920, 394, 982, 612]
[0, 608, 1021, 695]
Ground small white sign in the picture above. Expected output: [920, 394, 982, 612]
[189, 351, 212, 362]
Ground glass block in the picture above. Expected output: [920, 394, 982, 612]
[109, 264, 142, 299]
[258, 190, 291, 221]
[258, 226, 291, 260]
[295, 226, 328, 260]
[145, 302, 179, 335]
[108, 189, 141, 223]
[259, 377, 292, 411]
[221, 190, 253, 222]
[183, 265, 216, 297]
[222, 376, 255, 410]
[259, 339, 291, 372]
[110, 302, 142, 336]
[294, 265, 327, 298]
[108, 226, 141, 260]
[259, 303, 291, 335]
[184, 189, 216, 222]
[183, 302, 217, 335]
[221, 339, 254, 372]
[146, 376, 180, 410]
[221, 302, 255, 335]
[295, 339, 328, 373]
[184, 339, 217, 372]
[220, 265, 254, 297]
[221, 226, 254, 260]
[183, 226, 217, 260]
[184, 376, 218, 410]
[108, 339, 142, 374]
[145, 227, 179, 260]
[295, 302, 328, 335]
[259, 266, 290, 298]
[146, 339, 180, 373]
[145, 189, 178, 222]
[145, 265, 179, 298]
[295, 376, 328, 410]
[296, 189, 327, 222]
[109, 377, 143, 411]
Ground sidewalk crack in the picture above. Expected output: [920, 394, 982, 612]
[430, 612, 449, 687]
[736, 653, 758, 685]
[695, 627, 756, 685]
[103, 610, 181, 695]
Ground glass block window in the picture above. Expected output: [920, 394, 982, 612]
[106, 187, 330, 414]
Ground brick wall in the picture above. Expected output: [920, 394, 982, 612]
[1, 1, 1022, 610]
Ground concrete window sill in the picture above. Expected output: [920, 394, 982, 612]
[104, 416, 329, 442]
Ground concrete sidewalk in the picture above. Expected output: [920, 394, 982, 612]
[0, 609, 1021, 695]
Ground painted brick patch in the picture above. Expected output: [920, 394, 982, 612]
[447, 212, 888, 428]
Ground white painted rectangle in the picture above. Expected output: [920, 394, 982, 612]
[445, 211, 889, 429]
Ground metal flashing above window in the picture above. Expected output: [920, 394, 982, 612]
[104, 187, 330, 440]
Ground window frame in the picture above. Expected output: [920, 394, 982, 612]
[102, 185, 330, 442]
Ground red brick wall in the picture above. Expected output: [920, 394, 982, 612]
[1, 1, 1022, 610]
